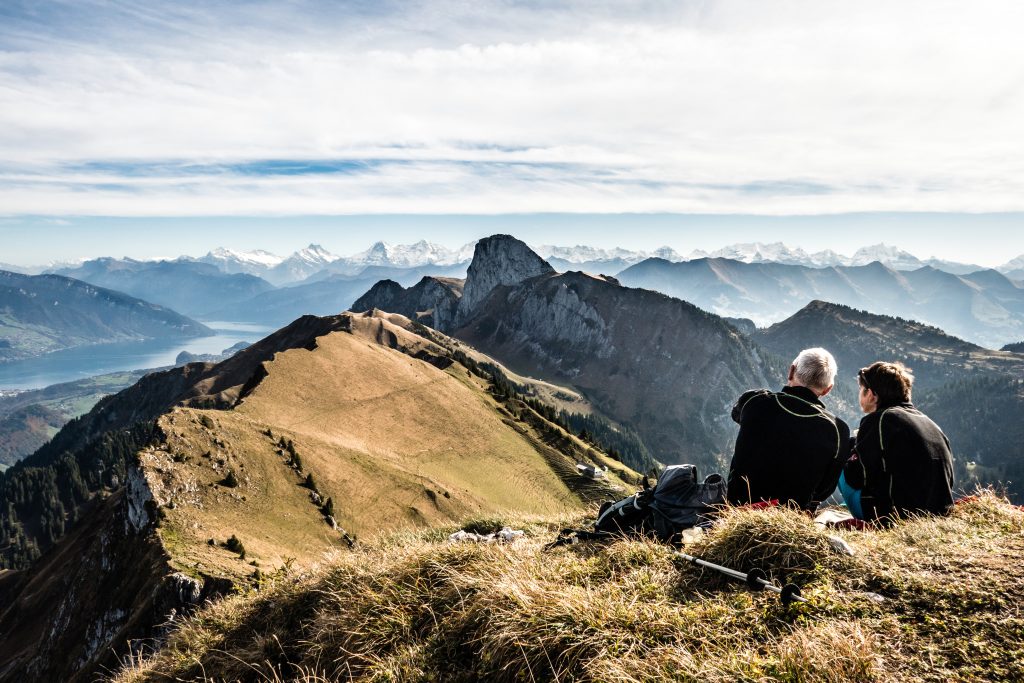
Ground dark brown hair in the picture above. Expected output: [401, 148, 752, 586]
[858, 361, 913, 407]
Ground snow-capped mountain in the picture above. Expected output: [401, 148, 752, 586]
[266, 244, 341, 285]
[651, 246, 684, 261]
[305, 240, 476, 281]
[690, 242, 982, 272]
[1000, 254, 1024, 280]
[49, 239, 1011, 287]
[347, 240, 473, 268]
[533, 244, 682, 265]
[848, 244, 923, 269]
[699, 242, 816, 266]
[196, 247, 284, 277]
[1003, 255, 1024, 271]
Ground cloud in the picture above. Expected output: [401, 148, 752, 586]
[1, 1, 1023, 215]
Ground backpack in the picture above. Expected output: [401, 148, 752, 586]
[593, 464, 727, 543]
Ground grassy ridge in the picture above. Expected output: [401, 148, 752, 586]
[115, 492, 1024, 682]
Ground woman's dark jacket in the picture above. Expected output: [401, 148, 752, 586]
[726, 386, 851, 511]
[844, 402, 954, 521]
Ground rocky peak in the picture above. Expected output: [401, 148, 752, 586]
[353, 279, 404, 310]
[457, 235, 555, 322]
[352, 276, 464, 332]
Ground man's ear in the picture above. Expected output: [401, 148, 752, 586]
[788, 364, 796, 382]
[819, 383, 833, 397]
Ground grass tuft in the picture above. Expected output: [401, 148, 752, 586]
[688, 504, 851, 587]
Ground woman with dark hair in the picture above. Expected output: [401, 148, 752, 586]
[839, 361, 955, 522]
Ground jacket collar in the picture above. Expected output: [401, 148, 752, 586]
[781, 384, 824, 406]
[878, 400, 914, 412]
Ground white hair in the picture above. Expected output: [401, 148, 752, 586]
[792, 347, 837, 392]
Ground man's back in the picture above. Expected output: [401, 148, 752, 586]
[727, 386, 851, 510]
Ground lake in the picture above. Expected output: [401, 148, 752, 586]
[0, 321, 275, 390]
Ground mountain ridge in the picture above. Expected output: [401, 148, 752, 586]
[0, 270, 211, 363]
[617, 257, 1024, 348]
[0, 308, 636, 680]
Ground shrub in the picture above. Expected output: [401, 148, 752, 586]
[224, 534, 246, 559]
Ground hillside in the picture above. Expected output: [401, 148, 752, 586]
[0, 270, 211, 363]
[617, 258, 1024, 348]
[916, 376, 1024, 501]
[0, 403, 64, 466]
[356, 235, 783, 473]
[52, 258, 275, 318]
[113, 493, 1024, 683]
[753, 300, 1024, 393]
[0, 310, 636, 681]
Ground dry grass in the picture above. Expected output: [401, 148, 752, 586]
[112, 491, 1024, 683]
[143, 320, 637, 582]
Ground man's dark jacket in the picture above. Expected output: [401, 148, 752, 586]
[726, 386, 851, 511]
[843, 402, 954, 521]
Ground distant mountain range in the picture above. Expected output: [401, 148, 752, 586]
[23, 239, 1021, 286]
[0, 270, 210, 363]
[187, 240, 1024, 281]
[33, 241, 1024, 335]
[193, 241, 475, 285]
[617, 258, 1024, 349]
[9, 238, 1024, 365]
[52, 258, 275, 319]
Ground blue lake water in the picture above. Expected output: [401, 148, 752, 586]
[0, 321, 275, 390]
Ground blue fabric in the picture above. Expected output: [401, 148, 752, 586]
[839, 471, 865, 520]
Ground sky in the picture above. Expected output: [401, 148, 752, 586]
[2, 1, 1024, 266]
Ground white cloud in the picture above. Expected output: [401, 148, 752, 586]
[1, 0, 1023, 215]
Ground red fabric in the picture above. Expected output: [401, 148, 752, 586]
[738, 499, 780, 510]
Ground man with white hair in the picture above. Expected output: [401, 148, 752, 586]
[726, 347, 851, 511]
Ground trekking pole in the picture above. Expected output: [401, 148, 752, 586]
[673, 550, 807, 605]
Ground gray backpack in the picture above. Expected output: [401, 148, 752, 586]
[593, 464, 726, 542]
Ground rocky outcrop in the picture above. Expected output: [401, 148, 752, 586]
[0, 472, 222, 682]
[457, 235, 555, 324]
[352, 277, 464, 332]
[353, 279, 406, 312]
[455, 267, 778, 468]
[351, 234, 780, 467]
